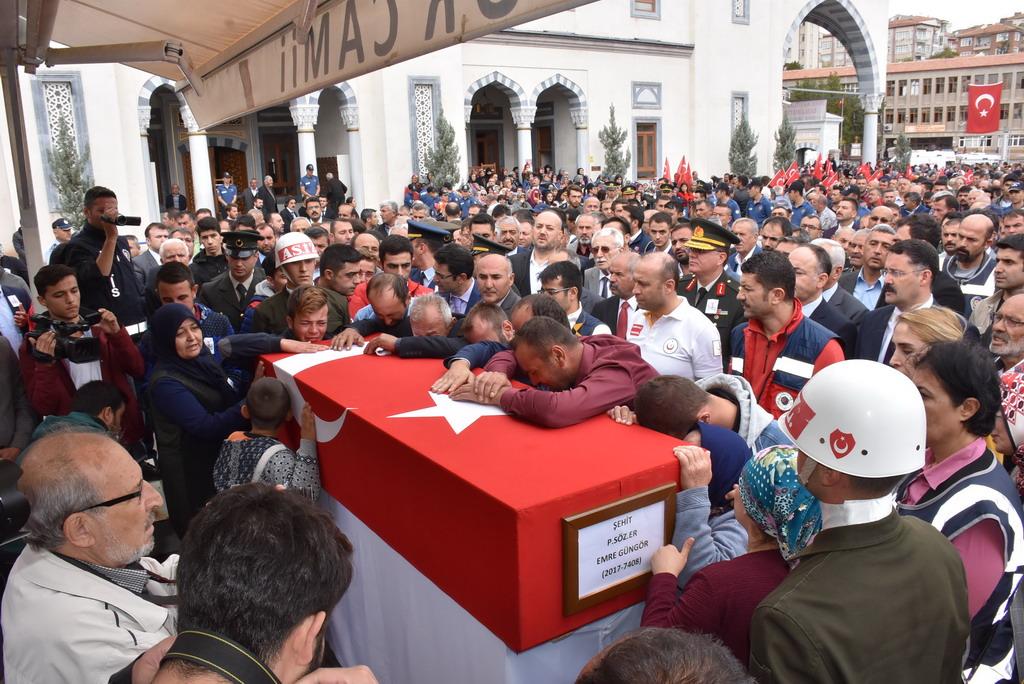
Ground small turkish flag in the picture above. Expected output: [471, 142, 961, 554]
[768, 167, 788, 189]
[967, 83, 1002, 133]
[813, 153, 823, 180]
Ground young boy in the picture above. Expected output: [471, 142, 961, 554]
[214, 377, 320, 499]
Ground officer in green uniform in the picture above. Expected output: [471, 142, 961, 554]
[677, 218, 745, 370]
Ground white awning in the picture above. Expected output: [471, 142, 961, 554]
[45, 0, 597, 127]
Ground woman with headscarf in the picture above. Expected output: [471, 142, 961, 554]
[148, 303, 248, 538]
[996, 369, 1024, 498]
[642, 446, 822, 667]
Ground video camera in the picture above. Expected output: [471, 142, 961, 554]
[27, 311, 102, 363]
[100, 214, 142, 227]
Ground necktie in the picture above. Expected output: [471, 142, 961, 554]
[451, 297, 464, 316]
[236, 283, 247, 303]
[694, 287, 708, 310]
[600, 276, 609, 298]
[616, 300, 630, 338]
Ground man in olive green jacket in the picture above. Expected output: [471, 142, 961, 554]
[750, 360, 969, 683]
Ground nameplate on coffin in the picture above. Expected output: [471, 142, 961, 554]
[562, 483, 675, 615]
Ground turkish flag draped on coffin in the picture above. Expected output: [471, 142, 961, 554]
[267, 351, 681, 651]
[966, 83, 1003, 134]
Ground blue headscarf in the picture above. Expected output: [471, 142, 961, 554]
[150, 304, 235, 404]
[739, 446, 822, 561]
[695, 422, 753, 509]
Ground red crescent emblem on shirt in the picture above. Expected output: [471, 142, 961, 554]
[829, 429, 856, 459]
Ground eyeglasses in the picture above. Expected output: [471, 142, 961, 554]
[540, 287, 571, 296]
[75, 488, 144, 514]
[994, 312, 1024, 328]
[593, 246, 616, 253]
[880, 267, 925, 279]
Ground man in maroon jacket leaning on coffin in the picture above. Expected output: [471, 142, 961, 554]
[451, 317, 658, 428]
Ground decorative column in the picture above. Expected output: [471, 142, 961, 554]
[511, 107, 536, 172]
[570, 108, 589, 173]
[180, 104, 215, 211]
[137, 106, 161, 220]
[340, 104, 364, 208]
[860, 93, 884, 166]
[290, 99, 320, 180]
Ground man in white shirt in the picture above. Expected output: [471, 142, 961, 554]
[133, 223, 167, 277]
[628, 252, 722, 379]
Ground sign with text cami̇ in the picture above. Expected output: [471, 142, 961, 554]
[180, 0, 597, 128]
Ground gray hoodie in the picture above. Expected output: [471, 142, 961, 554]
[697, 374, 792, 453]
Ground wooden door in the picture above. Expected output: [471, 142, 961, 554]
[261, 133, 300, 198]
[474, 129, 500, 169]
[636, 123, 657, 178]
[317, 156, 339, 184]
[535, 125, 553, 169]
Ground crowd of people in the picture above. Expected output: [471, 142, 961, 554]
[2, 157, 1024, 682]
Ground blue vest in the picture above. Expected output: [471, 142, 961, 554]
[898, 451, 1024, 682]
[572, 310, 605, 337]
[730, 316, 836, 412]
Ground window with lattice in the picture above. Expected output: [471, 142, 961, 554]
[413, 84, 436, 176]
[43, 81, 78, 146]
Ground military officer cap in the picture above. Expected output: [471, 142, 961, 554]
[621, 185, 637, 198]
[471, 234, 510, 256]
[659, 181, 676, 193]
[406, 218, 454, 243]
[686, 218, 740, 252]
[221, 231, 260, 258]
[605, 182, 621, 191]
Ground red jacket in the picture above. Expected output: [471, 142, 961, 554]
[487, 334, 659, 428]
[19, 325, 146, 444]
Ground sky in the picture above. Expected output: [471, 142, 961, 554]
[890, 0, 1022, 31]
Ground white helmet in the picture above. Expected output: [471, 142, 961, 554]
[275, 232, 319, 267]
[779, 360, 926, 478]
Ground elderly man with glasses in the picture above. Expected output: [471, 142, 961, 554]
[2, 431, 176, 683]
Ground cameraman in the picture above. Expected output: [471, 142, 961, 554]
[57, 186, 147, 336]
[19, 265, 145, 450]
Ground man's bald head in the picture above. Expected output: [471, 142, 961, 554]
[20, 432, 125, 551]
[476, 253, 512, 275]
[639, 250, 680, 284]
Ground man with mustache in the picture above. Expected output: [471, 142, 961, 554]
[3, 432, 175, 682]
[989, 293, 1024, 372]
[583, 227, 623, 298]
[854, 239, 937, 363]
[943, 212, 996, 316]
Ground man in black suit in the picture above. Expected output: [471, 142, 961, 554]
[812, 238, 868, 325]
[509, 208, 567, 296]
[241, 178, 262, 213]
[854, 239, 938, 363]
[256, 175, 277, 219]
[164, 183, 188, 211]
[474, 253, 520, 317]
[197, 231, 266, 331]
[323, 173, 348, 217]
[789, 243, 857, 353]
[591, 251, 639, 336]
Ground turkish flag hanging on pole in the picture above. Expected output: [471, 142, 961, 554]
[663, 158, 671, 181]
[967, 83, 1002, 133]
[813, 153, 823, 180]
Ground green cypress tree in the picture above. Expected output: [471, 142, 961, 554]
[49, 118, 93, 227]
[894, 133, 913, 168]
[424, 109, 461, 190]
[729, 115, 759, 176]
[773, 113, 796, 170]
[598, 105, 631, 179]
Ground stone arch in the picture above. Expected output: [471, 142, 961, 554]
[175, 136, 249, 155]
[137, 75, 175, 108]
[784, 0, 881, 98]
[464, 71, 528, 121]
[320, 82, 357, 106]
[531, 74, 587, 115]
[291, 90, 322, 107]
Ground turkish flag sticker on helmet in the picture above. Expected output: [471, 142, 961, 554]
[784, 394, 816, 440]
[829, 429, 857, 459]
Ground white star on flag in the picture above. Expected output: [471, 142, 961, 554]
[390, 392, 507, 435]
[980, 109, 989, 117]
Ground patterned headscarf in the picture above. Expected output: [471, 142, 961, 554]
[739, 446, 822, 561]
[998, 369, 1024, 496]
